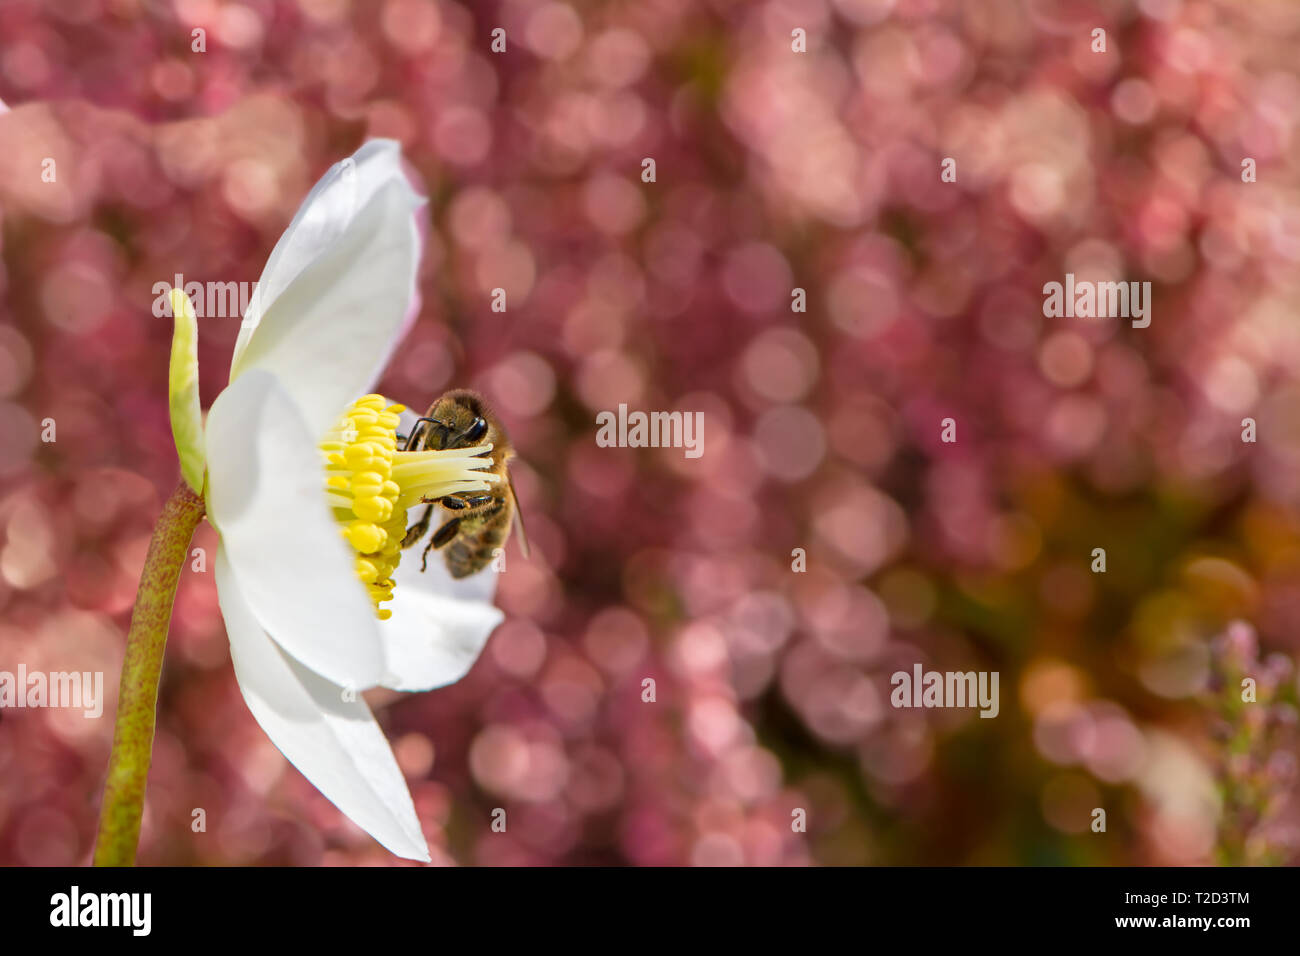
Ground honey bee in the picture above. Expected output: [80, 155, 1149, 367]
[399, 389, 528, 578]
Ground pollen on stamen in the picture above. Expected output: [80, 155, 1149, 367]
[321, 393, 496, 619]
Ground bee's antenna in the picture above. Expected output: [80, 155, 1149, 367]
[403, 417, 447, 451]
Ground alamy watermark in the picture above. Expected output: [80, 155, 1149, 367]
[0, 666, 103, 718]
[595, 404, 703, 458]
[50, 886, 151, 936]
[890, 664, 999, 718]
[152, 275, 258, 319]
[1042, 273, 1151, 328]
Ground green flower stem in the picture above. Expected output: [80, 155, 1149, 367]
[93, 480, 205, 866]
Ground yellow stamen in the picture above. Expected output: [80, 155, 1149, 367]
[321, 394, 497, 619]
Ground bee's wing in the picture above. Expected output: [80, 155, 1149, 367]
[507, 481, 531, 559]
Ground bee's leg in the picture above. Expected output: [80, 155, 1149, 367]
[433, 492, 494, 516]
[401, 504, 434, 549]
[433, 518, 461, 547]
[421, 517, 461, 572]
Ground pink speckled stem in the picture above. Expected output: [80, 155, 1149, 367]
[93, 481, 204, 866]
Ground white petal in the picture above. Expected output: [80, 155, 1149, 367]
[378, 504, 504, 691]
[232, 140, 421, 373]
[205, 369, 385, 690]
[217, 548, 430, 862]
[230, 149, 425, 437]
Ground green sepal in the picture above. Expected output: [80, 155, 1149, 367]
[167, 288, 206, 495]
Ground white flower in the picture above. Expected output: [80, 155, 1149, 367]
[171, 141, 504, 861]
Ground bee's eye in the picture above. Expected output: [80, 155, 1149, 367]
[463, 417, 488, 443]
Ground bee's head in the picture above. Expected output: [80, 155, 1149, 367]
[417, 390, 490, 450]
